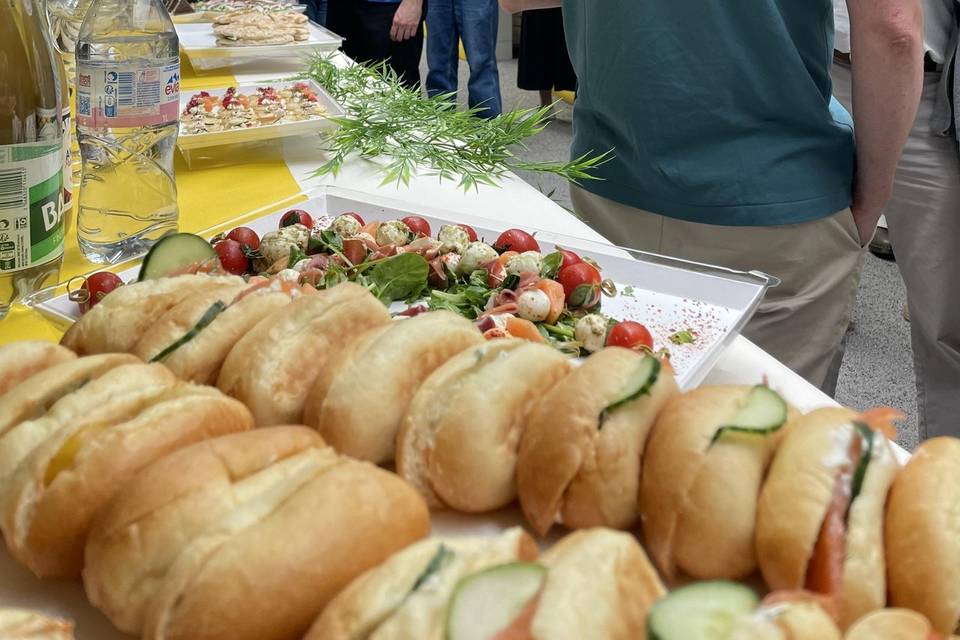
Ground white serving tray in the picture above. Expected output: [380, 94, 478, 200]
[175, 20, 342, 71]
[32, 185, 777, 390]
[177, 79, 343, 151]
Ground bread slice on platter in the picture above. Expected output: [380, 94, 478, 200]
[885, 437, 960, 636]
[307, 310, 484, 464]
[755, 407, 899, 628]
[84, 427, 430, 640]
[0, 353, 139, 436]
[640, 384, 796, 581]
[517, 347, 678, 536]
[396, 338, 571, 512]
[61, 274, 245, 355]
[217, 282, 391, 426]
[0, 608, 74, 639]
[0, 341, 75, 395]
[0, 379, 253, 577]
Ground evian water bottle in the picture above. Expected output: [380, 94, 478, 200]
[75, 0, 180, 264]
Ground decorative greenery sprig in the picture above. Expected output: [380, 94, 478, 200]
[305, 54, 612, 190]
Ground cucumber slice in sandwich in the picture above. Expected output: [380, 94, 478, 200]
[849, 421, 875, 507]
[139, 233, 218, 281]
[599, 355, 661, 426]
[710, 385, 788, 445]
[647, 581, 758, 640]
[445, 562, 546, 640]
[150, 301, 227, 363]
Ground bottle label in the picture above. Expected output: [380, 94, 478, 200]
[76, 61, 180, 128]
[0, 142, 66, 274]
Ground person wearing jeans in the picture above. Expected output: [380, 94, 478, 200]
[426, 0, 502, 117]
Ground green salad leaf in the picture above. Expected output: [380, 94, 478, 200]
[367, 253, 430, 303]
[540, 251, 564, 279]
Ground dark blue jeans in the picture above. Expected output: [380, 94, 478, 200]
[425, 0, 502, 117]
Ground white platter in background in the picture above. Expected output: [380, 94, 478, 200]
[175, 20, 342, 71]
[177, 79, 343, 151]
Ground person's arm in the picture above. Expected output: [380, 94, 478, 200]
[845, 0, 923, 244]
[391, 0, 423, 42]
[499, 0, 561, 14]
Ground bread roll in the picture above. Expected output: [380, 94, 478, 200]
[639, 385, 796, 581]
[517, 348, 678, 537]
[2, 385, 253, 577]
[307, 528, 538, 640]
[755, 407, 899, 628]
[886, 437, 960, 636]
[0, 353, 139, 437]
[0, 608, 74, 639]
[530, 528, 665, 640]
[0, 362, 179, 488]
[845, 609, 947, 640]
[728, 593, 841, 640]
[217, 282, 391, 426]
[0, 341, 76, 396]
[308, 311, 484, 463]
[149, 279, 302, 384]
[61, 274, 245, 355]
[397, 339, 571, 512]
[131, 280, 249, 362]
[84, 427, 430, 640]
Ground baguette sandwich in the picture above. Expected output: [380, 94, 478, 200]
[885, 437, 960, 637]
[309, 527, 665, 640]
[755, 407, 900, 628]
[516, 347, 678, 536]
[845, 608, 958, 640]
[396, 338, 571, 512]
[0, 608, 74, 639]
[61, 274, 245, 355]
[306, 310, 484, 463]
[217, 281, 391, 426]
[640, 385, 796, 581]
[0, 366, 253, 577]
[83, 427, 430, 640]
[0, 341, 75, 395]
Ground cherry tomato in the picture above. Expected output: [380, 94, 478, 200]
[279, 209, 313, 229]
[214, 239, 249, 275]
[494, 228, 540, 253]
[457, 223, 478, 242]
[342, 238, 368, 266]
[343, 212, 365, 225]
[606, 321, 654, 351]
[558, 262, 602, 308]
[226, 226, 260, 252]
[402, 216, 432, 238]
[557, 248, 582, 271]
[79, 272, 123, 313]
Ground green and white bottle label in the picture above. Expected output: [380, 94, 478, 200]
[0, 141, 65, 274]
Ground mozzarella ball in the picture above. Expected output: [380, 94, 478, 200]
[516, 289, 551, 322]
[575, 314, 608, 353]
[505, 251, 542, 276]
[256, 224, 310, 271]
[437, 224, 470, 255]
[458, 241, 499, 275]
[330, 214, 362, 238]
[376, 220, 413, 247]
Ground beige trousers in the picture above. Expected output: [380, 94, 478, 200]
[833, 62, 960, 439]
[570, 186, 865, 394]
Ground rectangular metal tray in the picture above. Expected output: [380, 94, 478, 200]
[175, 20, 342, 71]
[177, 79, 343, 151]
[32, 185, 777, 390]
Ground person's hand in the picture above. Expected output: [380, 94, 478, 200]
[851, 180, 889, 246]
[390, 0, 422, 42]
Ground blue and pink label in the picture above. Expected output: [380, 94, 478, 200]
[76, 61, 180, 128]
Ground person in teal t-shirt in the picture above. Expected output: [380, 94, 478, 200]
[501, 0, 923, 394]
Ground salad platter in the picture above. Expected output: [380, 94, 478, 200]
[33, 187, 776, 389]
[177, 80, 343, 151]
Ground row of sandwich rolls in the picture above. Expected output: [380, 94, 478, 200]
[0, 274, 951, 638]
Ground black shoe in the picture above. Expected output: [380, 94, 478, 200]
[869, 227, 895, 261]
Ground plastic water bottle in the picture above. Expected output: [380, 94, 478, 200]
[75, 0, 180, 264]
[0, 0, 66, 318]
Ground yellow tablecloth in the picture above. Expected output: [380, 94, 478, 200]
[0, 56, 306, 345]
